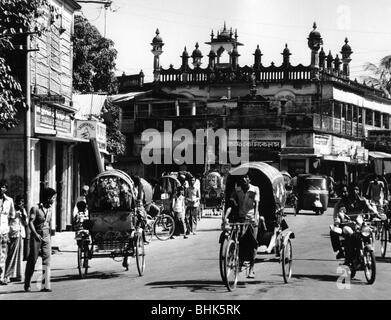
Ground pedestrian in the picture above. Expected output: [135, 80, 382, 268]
[171, 187, 187, 239]
[194, 174, 202, 220]
[4, 195, 28, 283]
[24, 187, 56, 292]
[185, 176, 200, 235]
[366, 175, 385, 205]
[0, 180, 15, 285]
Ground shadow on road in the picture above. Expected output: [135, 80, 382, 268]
[146, 279, 229, 293]
[294, 258, 336, 262]
[376, 257, 391, 263]
[50, 271, 122, 283]
[198, 229, 222, 232]
[291, 273, 339, 282]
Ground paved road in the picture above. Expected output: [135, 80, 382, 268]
[1, 208, 391, 300]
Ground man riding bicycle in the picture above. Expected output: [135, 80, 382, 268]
[222, 174, 260, 279]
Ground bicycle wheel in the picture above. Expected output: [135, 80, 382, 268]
[364, 249, 376, 285]
[380, 224, 387, 258]
[281, 239, 293, 283]
[223, 239, 239, 291]
[219, 236, 228, 282]
[135, 233, 146, 276]
[154, 214, 175, 241]
[77, 242, 89, 278]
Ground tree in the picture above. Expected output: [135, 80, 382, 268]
[73, 15, 118, 94]
[0, 0, 48, 129]
[103, 98, 125, 156]
[363, 55, 391, 98]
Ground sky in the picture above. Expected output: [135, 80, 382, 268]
[78, 0, 391, 82]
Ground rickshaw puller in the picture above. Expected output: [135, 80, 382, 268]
[230, 175, 260, 279]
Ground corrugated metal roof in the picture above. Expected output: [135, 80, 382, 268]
[73, 94, 108, 120]
[369, 151, 391, 159]
[110, 91, 150, 103]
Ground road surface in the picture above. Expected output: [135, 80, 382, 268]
[1, 207, 390, 300]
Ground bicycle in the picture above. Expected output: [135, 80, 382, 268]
[144, 210, 175, 242]
[219, 222, 251, 291]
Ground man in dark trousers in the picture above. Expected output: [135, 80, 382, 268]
[24, 187, 56, 292]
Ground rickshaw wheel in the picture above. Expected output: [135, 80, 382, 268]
[135, 233, 146, 276]
[219, 237, 228, 282]
[154, 214, 175, 241]
[223, 239, 239, 291]
[281, 239, 293, 283]
[77, 242, 89, 279]
[380, 224, 387, 258]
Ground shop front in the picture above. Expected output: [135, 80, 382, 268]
[313, 133, 368, 184]
[33, 100, 87, 232]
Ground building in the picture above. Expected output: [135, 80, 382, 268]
[116, 23, 391, 184]
[0, 1, 107, 233]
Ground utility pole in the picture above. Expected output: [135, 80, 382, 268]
[75, 0, 113, 37]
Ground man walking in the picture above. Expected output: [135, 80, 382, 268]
[24, 187, 56, 292]
[185, 177, 200, 235]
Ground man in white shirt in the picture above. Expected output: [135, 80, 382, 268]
[185, 177, 201, 235]
[231, 174, 260, 279]
[0, 180, 15, 285]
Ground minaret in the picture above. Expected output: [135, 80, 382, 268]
[281, 43, 291, 66]
[307, 22, 323, 78]
[230, 44, 240, 69]
[334, 54, 341, 74]
[191, 42, 203, 67]
[326, 50, 334, 71]
[341, 37, 353, 77]
[208, 49, 216, 69]
[151, 28, 164, 81]
[253, 45, 263, 69]
[181, 46, 189, 70]
[319, 47, 326, 69]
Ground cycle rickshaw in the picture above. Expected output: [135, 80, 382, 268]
[201, 171, 224, 217]
[76, 170, 146, 278]
[219, 162, 295, 291]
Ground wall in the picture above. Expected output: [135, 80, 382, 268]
[30, 0, 74, 104]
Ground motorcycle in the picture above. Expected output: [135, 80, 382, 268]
[339, 214, 376, 284]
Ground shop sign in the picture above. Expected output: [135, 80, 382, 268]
[314, 134, 331, 155]
[229, 140, 281, 151]
[35, 103, 73, 135]
[76, 120, 107, 151]
[55, 109, 72, 133]
[36, 104, 55, 130]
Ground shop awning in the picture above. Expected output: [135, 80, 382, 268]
[36, 134, 89, 143]
[323, 155, 351, 162]
[280, 153, 321, 159]
[368, 151, 391, 159]
[110, 91, 150, 103]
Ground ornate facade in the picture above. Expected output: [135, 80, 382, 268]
[116, 23, 391, 183]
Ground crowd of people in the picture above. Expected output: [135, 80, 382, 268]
[0, 179, 57, 292]
[167, 173, 201, 239]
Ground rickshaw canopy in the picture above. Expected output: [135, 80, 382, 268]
[225, 162, 286, 228]
[153, 175, 182, 201]
[204, 171, 223, 190]
[88, 169, 136, 212]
